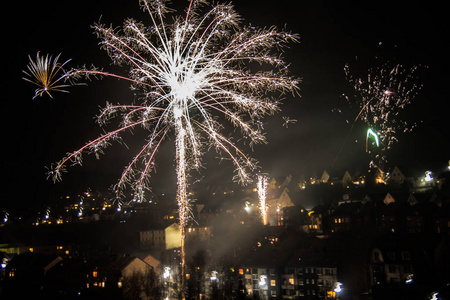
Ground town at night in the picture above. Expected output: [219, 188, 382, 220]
[2, 0, 449, 299]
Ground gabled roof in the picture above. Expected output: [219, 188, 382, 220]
[105, 255, 146, 273]
[9, 252, 63, 276]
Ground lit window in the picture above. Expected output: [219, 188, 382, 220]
[271, 280, 276, 286]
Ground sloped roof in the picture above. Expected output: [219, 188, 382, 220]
[9, 252, 63, 276]
[105, 255, 146, 273]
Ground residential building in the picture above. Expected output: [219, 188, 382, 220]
[140, 223, 181, 250]
[283, 249, 338, 299]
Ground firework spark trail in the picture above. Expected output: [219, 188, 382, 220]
[257, 173, 269, 226]
[24, 0, 299, 290]
[333, 60, 423, 167]
[366, 128, 380, 152]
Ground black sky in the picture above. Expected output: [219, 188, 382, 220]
[3, 0, 449, 211]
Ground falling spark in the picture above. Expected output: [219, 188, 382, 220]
[257, 173, 269, 226]
[24, 0, 299, 292]
[282, 116, 297, 128]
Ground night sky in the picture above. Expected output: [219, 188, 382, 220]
[3, 0, 449, 211]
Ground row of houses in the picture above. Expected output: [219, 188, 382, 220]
[308, 191, 450, 235]
[2, 251, 161, 299]
[138, 189, 450, 253]
[4, 225, 449, 300]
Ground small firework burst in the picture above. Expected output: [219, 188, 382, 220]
[22, 52, 72, 99]
[342, 60, 424, 164]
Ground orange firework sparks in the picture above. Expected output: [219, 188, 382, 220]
[22, 52, 72, 99]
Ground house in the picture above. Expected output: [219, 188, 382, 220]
[142, 253, 161, 271]
[140, 223, 181, 250]
[331, 202, 361, 233]
[283, 249, 338, 299]
[435, 203, 450, 234]
[368, 244, 414, 286]
[3, 252, 64, 298]
[279, 205, 309, 229]
[105, 255, 150, 280]
[307, 203, 335, 235]
[186, 223, 213, 245]
[388, 166, 408, 186]
[239, 248, 286, 299]
[320, 170, 330, 183]
[383, 193, 396, 205]
[364, 167, 387, 186]
[266, 187, 295, 226]
[99, 256, 156, 300]
[329, 171, 353, 188]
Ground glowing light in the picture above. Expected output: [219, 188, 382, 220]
[259, 275, 267, 286]
[3, 212, 9, 223]
[163, 267, 171, 279]
[244, 201, 251, 213]
[425, 171, 433, 182]
[405, 274, 413, 285]
[334, 282, 342, 293]
[45, 207, 50, 220]
[25, 0, 299, 291]
[210, 271, 218, 281]
[257, 174, 269, 225]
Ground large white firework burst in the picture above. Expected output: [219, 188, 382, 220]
[24, 0, 299, 286]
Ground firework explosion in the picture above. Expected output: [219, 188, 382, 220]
[23, 0, 299, 290]
[257, 173, 269, 226]
[22, 52, 72, 99]
[341, 60, 424, 165]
